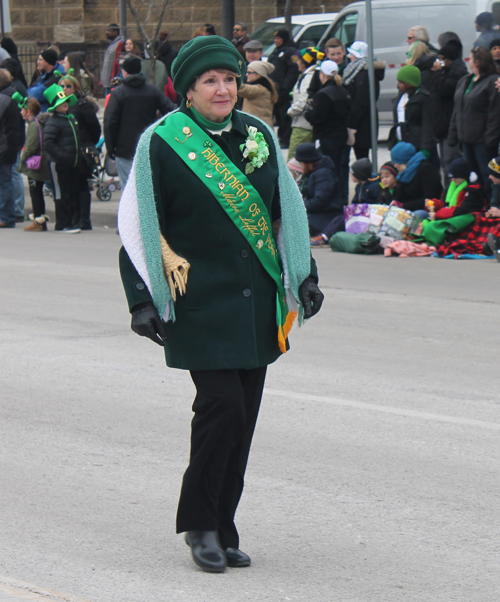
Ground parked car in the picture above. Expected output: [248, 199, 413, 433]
[318, 0, 489, 123]
[251, 14, 338, 58]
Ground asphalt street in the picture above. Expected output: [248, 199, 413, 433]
[1, 210, 500, 601]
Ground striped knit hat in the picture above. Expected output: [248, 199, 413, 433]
[488, 156, 500, 179]
[297, 47, 325, 66]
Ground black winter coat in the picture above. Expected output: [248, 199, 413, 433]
[428, 58, 468, 140]
[43, 111, 80, 168]
[0, 93, 22, 164]
[302, 155, 344, 215]
[391, 88, 435, 152]
[395, 161, 442, 211]
[448, 73, 500, 150]
[414, 53, 438, 91]
[69, 95, 101, 148]
[0, 84, 24, 162]
[268, 42, 299, 96]
[344, 61, 384, 149]
[305, 80, 351, 143]
[104, 73, 174, 159]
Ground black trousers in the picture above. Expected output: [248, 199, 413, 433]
[27, 178, 45, 217]
[176, 366, 267, 550]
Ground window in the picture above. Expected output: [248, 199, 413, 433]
[297, 23, 331, 49]
[329, 12, 358, 47]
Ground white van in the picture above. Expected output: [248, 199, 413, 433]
[319, 0, 487, 122]
[251, 14, 338, 58]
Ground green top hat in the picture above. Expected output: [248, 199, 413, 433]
[43, 83, 77, 112]
[12, 91, 28, 109]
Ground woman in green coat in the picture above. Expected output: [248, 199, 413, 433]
[118, 35, 324, 573]
[17, 97, 51, 231]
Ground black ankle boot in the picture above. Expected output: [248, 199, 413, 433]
[185, 531, 227, 573]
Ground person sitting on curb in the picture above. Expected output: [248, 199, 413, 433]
[350, 158, 380, 204]
[377, 161, 399, 204]
[425, 158, 486, 219]
[391, 141, 442, 216]
[295, 142, 345, 236]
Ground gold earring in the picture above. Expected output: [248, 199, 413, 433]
[235, 95, 238, 102]
[186, 99, 192, 108]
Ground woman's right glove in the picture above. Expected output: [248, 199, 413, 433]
[347, 128, 356, 147]
[131, 302, 167, 346]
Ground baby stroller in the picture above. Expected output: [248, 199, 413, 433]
[88, 138, 121, 202]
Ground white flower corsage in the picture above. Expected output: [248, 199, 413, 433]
[239, 125, 270, 175]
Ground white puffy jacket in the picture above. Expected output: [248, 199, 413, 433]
[287, 65, 316, 130]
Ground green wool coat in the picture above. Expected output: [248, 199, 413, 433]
[19, 115, 51, 182]
[119, 106, 316, 371]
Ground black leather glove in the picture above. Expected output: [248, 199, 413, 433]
[131, 303, 167, 346]
[299, 277, 324, 319]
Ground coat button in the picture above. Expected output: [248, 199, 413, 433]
[135, 282, 145, 291]
[242, 288, 252, 297]
[241, 249, 249, 258]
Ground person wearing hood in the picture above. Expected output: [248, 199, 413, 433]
[286, 47, 324, 160]
[27, 49, 62, 112]
[0, 69, 24, 228]
[343, 41, 385, 161]
[489, 38, 500, 70]
[295, 142, 345, 234]
[391, 141, 442, 213]
[238, 60, 277, 128]
[390, 65, 435, 155]
[473, 12, 499, 49]
[268, 29, 299, 148]
[429, 43, 468, 183]
[104, 57, 174, 189]
[305, 60, 351, 202]
[425, 158, 486, 220]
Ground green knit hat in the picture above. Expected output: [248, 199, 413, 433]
[396, 65, 421, 88]
[171, 35, 245, 98]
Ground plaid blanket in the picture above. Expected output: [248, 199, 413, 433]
[435, 213, 500, 257]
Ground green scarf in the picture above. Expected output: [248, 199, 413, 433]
[445, 180, 467, 207]
[189, 106, 232, 131]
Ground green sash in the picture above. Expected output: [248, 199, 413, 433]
[154, 111, 294, 352]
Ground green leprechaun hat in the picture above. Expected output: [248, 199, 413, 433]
[43, 83, 77, 112]
[12, 91, 28, 109]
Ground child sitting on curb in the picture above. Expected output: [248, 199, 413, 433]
[350, 158, 380, 204]
[425, 158, 486, 220]
[377, 161, 398, 204]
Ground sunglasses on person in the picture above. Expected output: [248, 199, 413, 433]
[407, 35, 415, 41]
[247, 70, 256, 75]
[62, 84, 74, 89]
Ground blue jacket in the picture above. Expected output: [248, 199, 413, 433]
[303, 155, 344, 214]
[27, 70, 61, 111]
[351, 174, 381, 204]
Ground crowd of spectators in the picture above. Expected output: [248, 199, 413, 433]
[3, 11, 500, 259]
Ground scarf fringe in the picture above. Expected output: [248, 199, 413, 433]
[159, 234, 190, 301]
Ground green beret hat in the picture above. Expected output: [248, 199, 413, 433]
[396, 65, 421, 88]
[172, 35, 245, 98]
